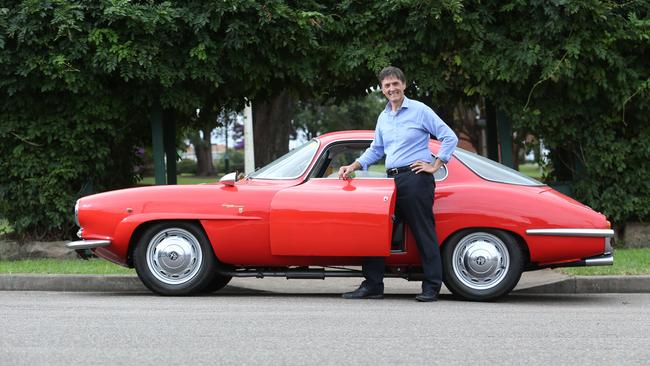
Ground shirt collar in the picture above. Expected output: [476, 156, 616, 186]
[384, 95, 411, 113]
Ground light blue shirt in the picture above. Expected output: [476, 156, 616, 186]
[356, 96, 458, 170]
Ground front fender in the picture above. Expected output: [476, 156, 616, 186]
[98, 213, 260, 267]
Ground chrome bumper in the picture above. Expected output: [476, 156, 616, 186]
[66, 240, 111, 250]
[584, 253, 614, 266]
[539, 252, 614, 269]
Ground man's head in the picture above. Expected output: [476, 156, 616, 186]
[378, 66, 406, 85]
[378, 66, 406, 107]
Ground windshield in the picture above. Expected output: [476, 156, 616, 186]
[453, 148, 545, 186]
[248, 140, 319, 179]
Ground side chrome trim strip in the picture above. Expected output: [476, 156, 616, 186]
[66, 240, 111, 250]
[526, 228, 615, 237]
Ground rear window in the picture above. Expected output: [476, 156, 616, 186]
[453, 148, 545, 186]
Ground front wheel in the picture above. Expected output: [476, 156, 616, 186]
[442, 229, 525, 301]
[134, 221, 216, 295]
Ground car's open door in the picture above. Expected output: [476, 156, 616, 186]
[269, 178, 396, 256]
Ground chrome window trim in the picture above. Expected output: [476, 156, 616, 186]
[433, 159, 449, 182]
[526, 228, 615, 237]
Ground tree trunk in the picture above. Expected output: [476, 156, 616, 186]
[512, 140, 520, 170]
[453, 102, 481, 153]
[194, 128, 214, 176]
[253, 90, 294, 168]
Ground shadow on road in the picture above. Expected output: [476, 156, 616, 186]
[70, 287, 623, 306]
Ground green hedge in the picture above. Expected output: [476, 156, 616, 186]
[0, 91, 146, 240]
[177, 159, 198, 175]
[214, 149, 245, 174]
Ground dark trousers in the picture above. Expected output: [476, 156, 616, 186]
[362, 171, 442, 293]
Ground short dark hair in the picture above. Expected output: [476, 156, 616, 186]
[378, 66, 406, 84]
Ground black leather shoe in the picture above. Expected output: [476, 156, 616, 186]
[415, 291, 439, 302]
[342, 286, 384, 299]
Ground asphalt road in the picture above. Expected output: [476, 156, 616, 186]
[1, 291, 649, 366]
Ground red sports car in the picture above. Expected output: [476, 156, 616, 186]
[67, 130, 613, 301]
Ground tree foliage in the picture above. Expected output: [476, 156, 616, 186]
[322, 1, 650, 225]
[0, 1, 648, 239]
[293, 92, 385, 139]
[0, 0, 335, 238]
[462, 1, 650, 224]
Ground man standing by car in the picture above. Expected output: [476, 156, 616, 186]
[338, 66, 458, 302]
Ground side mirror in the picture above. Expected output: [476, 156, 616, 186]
[219, 172, 238, 187]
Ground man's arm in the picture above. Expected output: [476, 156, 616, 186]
[339, 120, 385, 179]
[421, 108, 458, 163]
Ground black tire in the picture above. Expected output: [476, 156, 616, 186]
[442, 229, 525, 301]
[134, 221, 217, 296]
[200, 274, 233, 294]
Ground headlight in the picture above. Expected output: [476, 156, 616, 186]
[74, 200, 80, 227]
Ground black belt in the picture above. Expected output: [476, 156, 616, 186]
[386, 165, 412, 177]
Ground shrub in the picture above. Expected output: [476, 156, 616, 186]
[214, 149, 245, 174]
[177, 159, 198, 175]
[0, 92, 147, 240]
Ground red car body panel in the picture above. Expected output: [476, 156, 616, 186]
[76, 130, 611, 270]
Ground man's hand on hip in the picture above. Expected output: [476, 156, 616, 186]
[410, 159, 443, 174]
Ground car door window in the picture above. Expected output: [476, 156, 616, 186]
[313, 142, 387, 178]
[312, 141, 448, 181]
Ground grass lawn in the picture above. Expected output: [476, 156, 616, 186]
[1, 248, 648, 276]
[0, 259, 135, 275]
[557, 248, 650, 276]
[518, 163, 543, 179]
[138, 174, 220, 185]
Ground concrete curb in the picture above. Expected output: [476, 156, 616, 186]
[1, 273, 650, 294]
[0, 274, 146, 292]
[516, 275, 650, 294]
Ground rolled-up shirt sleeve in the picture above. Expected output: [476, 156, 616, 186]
[356, 124, 385, 170]
[421, 108, 458, 163]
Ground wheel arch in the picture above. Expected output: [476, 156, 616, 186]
[126, 219, 212, 268]
[440, 226, 530, 301]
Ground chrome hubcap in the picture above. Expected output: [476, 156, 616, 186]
[146, 228, 203, 285]
[452, 232, 510, 290]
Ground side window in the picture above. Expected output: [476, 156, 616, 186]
[312, 141, 448, 182]
[312, 142, 387, 178]
[432, 158, 448, 181]
[327, 145, 387, 178]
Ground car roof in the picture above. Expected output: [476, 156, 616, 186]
[314, 130, 442, 149]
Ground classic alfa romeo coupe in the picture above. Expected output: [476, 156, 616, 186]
[68, 130, 614, 301]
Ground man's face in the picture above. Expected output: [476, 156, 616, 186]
[381, 76, 406, 105]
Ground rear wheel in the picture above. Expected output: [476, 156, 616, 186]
[134, 221, 216, 295]
[442, 229, 524, 301]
